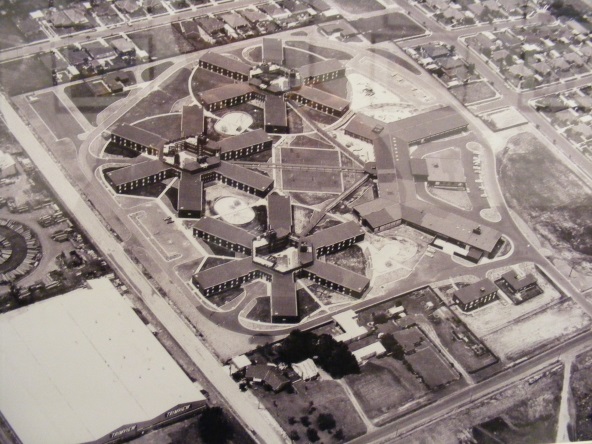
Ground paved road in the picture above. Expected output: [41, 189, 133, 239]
[0, 94, 287, 444]
[0, 0, 264, 63]
[351, 330, 592, 444]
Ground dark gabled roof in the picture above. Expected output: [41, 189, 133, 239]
[193, 218, 254, 249]
[215, 129, 272, 154]
[194, 257, 258, 290]
[453, 279, 498, 305]
[271, 273, 298, 318]
[293, 86, 349, 112]
[388, 106, 468, 144]
[305, 221, 364, 251]
[501, 271, 537, 291]
[306, 261, 369, 294]
[218, 12, 250, 29]
[111, 123, 167, 152]
[217, 161, 274, 192]
[344, 114, 385, 141]
[239, 8, 269, 23]
[197, 16, 226, 34]
[198, 83, 255, 105]
[199, 52, 252, 77]
[262, 38, 284, 64]
[178, 172, 203, 214]
[106, 159, 173, 187]
[83, 41, 116, 59]
[245, 364, 289, 391]
[267, 193, 292, 234]
[302, 0, 331, 12]
[264, 95, 288, 128]
[181, 105, 205, 138]
[299, 59, 344, 79]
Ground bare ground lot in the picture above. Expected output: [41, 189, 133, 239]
[254, 379, 367, 442]
[31, 92, 85, 141]
[0, 53, 54, 96]
[498, 133, 592, 284]
[449, 82, 497, 105]
[351, 13, 425, 43]
[571, 348, 592, 441]
[325, 245, 367, 275]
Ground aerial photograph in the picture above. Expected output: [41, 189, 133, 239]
[0, 0, 591, 443]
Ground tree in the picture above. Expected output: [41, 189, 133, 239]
[315, 334, 360, 378]
[300, 415, 311, 427]
[380, 333, 405, 361]
[505, 53, 515, 67]
[277, 329, 317, 364]
[197, 407, 234, 444]
[306, 428, 320, 442]
[317, 413, 337, 431]
[289, 430, 300, 441]
[334, 429, 345, 441]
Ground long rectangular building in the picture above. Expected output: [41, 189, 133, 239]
[216, 161, 274, 196]
[453, 278, 498, 312]
[270, 273, 298, 323]
[181, 105, 205, 139]
[198, 52, 252, 81]
[289, 85, 349, 116]
[301, 261, 369, 297]
[262, 37, 284, 64]
[388, 106, 468, 145]
[177, 173, 203, 219]
[110, 123, 167, 156]
[299, 59, 345, 85]
[267, 193, 293, 236]
[305, 221, 365, 257]
[213, 129, 273, 160]
[344, 113, 385, 143]
[193, 217, 254, 254]
[105, 159, 176, 193]
[264, 94, 289, 134]
[193, 258, 264, 296]
[198, 83, 263, 111]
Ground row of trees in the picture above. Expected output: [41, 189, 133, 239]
[277, 330, 360, 378]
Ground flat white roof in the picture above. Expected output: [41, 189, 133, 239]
[333, 310, 368, 343]
[0, 278, 205, 444]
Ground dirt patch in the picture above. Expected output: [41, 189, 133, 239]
[246, 296, 271, 323]
[325, 245, 367, 275]
[449, 82, 497, 105]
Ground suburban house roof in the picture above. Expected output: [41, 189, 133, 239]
[111, 123, 167, 152]
[453, 278, 498, 305]
[245, 364, 289, 391]
[199, 51, 252, 77]
[106, 159, 172, 187]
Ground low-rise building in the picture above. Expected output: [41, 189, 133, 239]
[193, 218, 254, 255]
[110, 123, 167, 156]
[299, 59, 345, 85]
[264, 94, 289, 134]
[500, 271, 538, 293]
[302, 261, 369, 298]
[453, 278, 498, 312]
[288, 85, 349, 116]
[305, 221, 365, 257]
[210, 129, 273, 160]
[105, 159, 175, 193]
[198, 51, 252, 81]
[197, 83, 263, 111]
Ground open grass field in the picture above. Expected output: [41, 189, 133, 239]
[325, 245, 367, 275]
[119, 90, 178, 124]
[141, 61, 174, 82]
[190, 67, 234, 96]
[345, 361, 413, 419]
[64, 82, 130, 126]
[337, 0, 385, 13]
[0, 53, 54, 96]
[296, 288, 321, 319]
[449, 81, 497, 105]
[284, 47, 323, 69]
[254, 379, 367, 442]
[134, 114, 182, 141]
[32, 92, 85, 140]
[571, 348, 592, 441]
[351, 12, 425, 43]
[281, 147, 339, 166]
[290, 135, 333, 149]
[499, 133, 592, 279]
[280, 147, 342, 192]
[0, 16, 28, 50]
[314, 77, 349, 99]
[129, 25, 195, 60]
[245, 296, 271, 322]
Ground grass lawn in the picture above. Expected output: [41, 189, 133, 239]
[351, 12, 425, 43]
[0, 16, 27, 50]
[290, 135, 333, 149]
[296, 288, 320, 319]
[209, 287, 243, 307]
[290, 192, 335, 206]
[254, 379, 367, 442]
[141, 61, 174, 82]
[345, 360, 415, 419]
[499, 133, 592, 273]
[200, 256, 232, 271]
[314, 77, 349, 99]
[119, 89, 178, 124]
[134, 114, 182, 141]
[449, 82, 497, 105]
[190, 67, 234, 96]
[246, 296, 271, 322]
[336, 0, 385, 13]
[31, 92, 85, 140]
[282, 170, 342, 193]
[64, 82, 129, 126]
[325, 245, 366, 275]
[281, 147, 339, 166]
[0, 53, 53, 96]
[284, 47, 323, 69]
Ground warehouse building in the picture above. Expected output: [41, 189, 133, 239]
[0, 278, 207, 444]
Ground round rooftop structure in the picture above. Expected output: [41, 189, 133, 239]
[0, 219, 41, 284]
